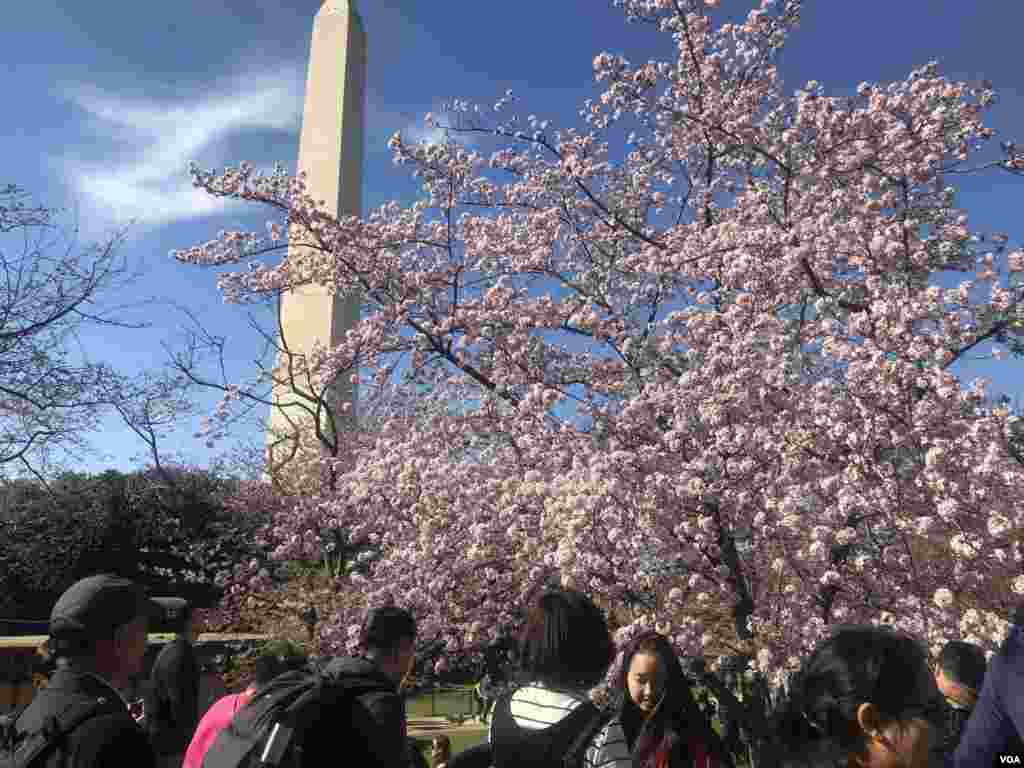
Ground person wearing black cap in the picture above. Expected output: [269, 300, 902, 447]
[951, 605, 1024, 767]
[932, 639, 988, 760]
[8, 573, 157, 767]
[144, 597, 201, 768]
[324, 605, 420, 768]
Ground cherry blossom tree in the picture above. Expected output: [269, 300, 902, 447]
[178, 0, 1024, 757]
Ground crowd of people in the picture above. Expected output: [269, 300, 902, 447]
[3, 573, 1023, 768]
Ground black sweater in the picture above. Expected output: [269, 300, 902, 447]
[145, 635, 200, 756]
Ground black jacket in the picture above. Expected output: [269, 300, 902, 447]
[952, 625, 1024, 767]
[934, 700, 973, 758]
[14, 667, 156, 768]
[144, 635, 200, 756]
[323, 655, 413, 768]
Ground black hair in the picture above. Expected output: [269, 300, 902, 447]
[937, 640, 987, 691]
[517, 588, 614, 691]
[362, 606, 417, 654]
[772, 625, 944, 768]
[617, 632, 730, 768]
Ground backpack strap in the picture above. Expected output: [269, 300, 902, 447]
[262, 673, 394, 767]
[6, 695, 119, 768]
[562, 703, 610, 768]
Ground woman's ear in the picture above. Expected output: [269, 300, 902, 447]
[855, 702, 883, 740]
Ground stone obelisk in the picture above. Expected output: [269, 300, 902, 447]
[267, 0, 366, 477]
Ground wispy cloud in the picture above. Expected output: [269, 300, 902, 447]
[55, 66, 305, 233]
[395, 111, 483, 150]
[402, 120, 451, 146]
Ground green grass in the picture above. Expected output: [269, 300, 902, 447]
[408, 685, 488, 765]
[407, 687, 479, 718]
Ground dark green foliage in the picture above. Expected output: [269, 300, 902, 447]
[0, 467, 270, 625]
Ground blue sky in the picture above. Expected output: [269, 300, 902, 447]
[3, 0, 1022, 473]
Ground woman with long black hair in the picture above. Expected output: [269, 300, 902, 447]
[588, 631, 731, 768]
[488, 587, 615, 768]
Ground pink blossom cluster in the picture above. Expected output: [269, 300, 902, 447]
[177, 0, 1024, 673]
[204, 480, 297, 627]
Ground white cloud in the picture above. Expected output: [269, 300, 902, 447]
[402, 122, 451, 146]
[394, 109, 482, 150]
[55, 66, 305, 233]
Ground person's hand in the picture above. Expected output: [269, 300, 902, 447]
[431, 738, 451, 767]
[129, 699, 145, 723]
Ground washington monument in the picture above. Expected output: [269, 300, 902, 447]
[266, 0, 366, 474]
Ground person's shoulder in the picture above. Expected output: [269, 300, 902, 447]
[325, 656, 395, 694]
[355, 684, 403, 721]
[509, 684, 592, 730]
[166, 636, 195, 658]
[202, 691, 245, 720]
[71, 710, 142, 738]
[513, 683, 587, 708]
[592, 716, 625, 745]
[324, 654, 378, 678]
[152, 638, 184, 665]
[321, 661, 397, 710]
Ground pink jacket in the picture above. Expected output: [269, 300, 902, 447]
[182, 689, 254, 768]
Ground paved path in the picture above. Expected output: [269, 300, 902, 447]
[408, 716, 488, 738]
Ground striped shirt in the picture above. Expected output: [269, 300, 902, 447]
[488, 683, 602, 767]
[586, 717, 632, 768]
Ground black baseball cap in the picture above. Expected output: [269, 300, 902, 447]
[49, 574, 160, 641]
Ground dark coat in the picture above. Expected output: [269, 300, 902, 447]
[933, 700, 973, 758]
[145, 635, 200, 757]
[323, 655, 414, 768]
[14, 667, 156, 768]
[952, 625, 1024, 767]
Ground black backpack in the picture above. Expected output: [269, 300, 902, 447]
[201, 666, 394, 768]
[491, 690, 613, 768]
[0, 694, 124, 768]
